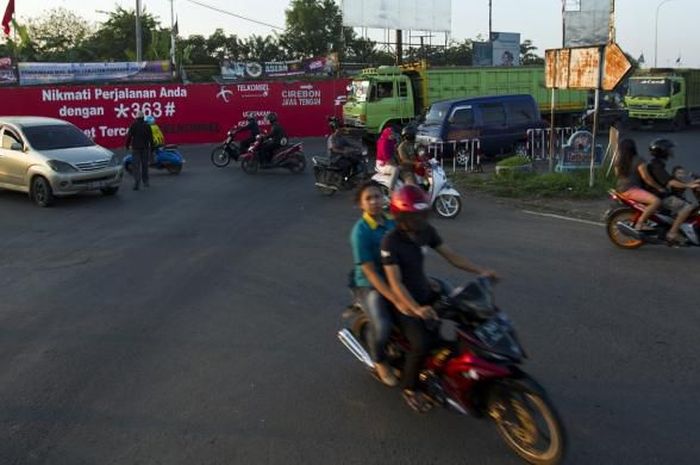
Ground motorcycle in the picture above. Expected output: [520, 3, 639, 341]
[210, 124, 257, 168]
[124, 145, 184, 175]
[239, 134, 306, 175]
[606, 188, 700, 249]
[312, 146, 370, 196]
[338, 277, 567, 465]
[372, 149, 462, 219]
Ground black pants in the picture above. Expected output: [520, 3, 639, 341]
[132, 148, 150, 186]
[397, 313, 434, 390]
[259, 141, 279, 164]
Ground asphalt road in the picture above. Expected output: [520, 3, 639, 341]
[0, 132, 698, 465]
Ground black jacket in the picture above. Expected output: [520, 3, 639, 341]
[125, 118, 154, 150]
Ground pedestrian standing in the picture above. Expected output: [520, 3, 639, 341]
[125, 111, 153, 190]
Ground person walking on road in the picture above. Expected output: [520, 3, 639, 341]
[125, 111, 154, 190]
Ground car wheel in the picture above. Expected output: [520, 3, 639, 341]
[31, 176, 55, 207]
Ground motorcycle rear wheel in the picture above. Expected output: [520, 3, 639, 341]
[289, 154, 306, 174]
[211, 145, 231, 168]
[316, 171, 341, 196]
[434, 194, 461, 219]
[606, 208, 643, 249]
[241, 158, 259, 174]
[488, 379, 566, 465]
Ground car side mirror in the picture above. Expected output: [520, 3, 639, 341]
[447, 117, 454, 124]
[10, 142, 23, 151]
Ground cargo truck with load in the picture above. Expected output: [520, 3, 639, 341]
[342, 62, 589, 148]
[624, 68, 700, 130]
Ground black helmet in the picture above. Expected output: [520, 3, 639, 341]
[246, 115, 256, 123]
[328, 116, 340, 130]
[266, 112, 278, 123]
[649, 138, 675, 159]
[401, 125, 416, 141]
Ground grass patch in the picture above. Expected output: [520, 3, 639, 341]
[496, 155, 532, 168]
[454, 169, 615, 200]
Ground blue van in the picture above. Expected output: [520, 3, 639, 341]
[416, 94, 546, 157]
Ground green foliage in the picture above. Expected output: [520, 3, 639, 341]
[280, 0, 354, 59]
[87, 7, 161, 61]
[27, 8, 94, 61]
[520, 39, 544, 65]
[496, 155, 532, 168]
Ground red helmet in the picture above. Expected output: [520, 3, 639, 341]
[390, 185, 429, 215]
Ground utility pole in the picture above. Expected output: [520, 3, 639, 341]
[170, 0, 176, 76]
[488, 0, 492, 39]
[135, 0, 143, 62]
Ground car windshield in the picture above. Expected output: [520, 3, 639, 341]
[348, 81, 370, 102]
[628, 79, 671, 98]
[23, 124, 94, 151]
[424, 103, 451, 125]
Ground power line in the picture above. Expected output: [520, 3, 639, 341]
[182, 0, 284, 31]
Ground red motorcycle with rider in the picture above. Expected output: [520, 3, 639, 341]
[239, 113, 306, 174]
[211, 116, 260, 168]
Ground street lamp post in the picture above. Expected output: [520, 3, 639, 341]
[135, 0, 143, 62]
[654, 0, 676, 67]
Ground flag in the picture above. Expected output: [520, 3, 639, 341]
[172, 17, 178, 36]
[2, 0, 14, 36]
[637, 53, 645, 65]
[675, 54, 681, 65]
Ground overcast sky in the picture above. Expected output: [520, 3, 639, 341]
[7, 0, 700, 67]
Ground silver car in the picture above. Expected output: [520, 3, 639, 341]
[0, 116, 123, 207]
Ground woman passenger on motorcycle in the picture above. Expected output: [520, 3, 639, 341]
[350, 181, 403, 386]
[375, 126, 398, 176]
[614, 138, 664, 232]
[381, 185, 497, 412]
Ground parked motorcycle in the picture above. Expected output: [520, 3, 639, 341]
[606, 188, 700, 248]
[338, 277, 566, 465]
[239, 135, 306, 175]
[124, 145, 184, 175]
[211, 124, 257, 168]
[312, 147, 370, 196]
[372, 149, 462, 218]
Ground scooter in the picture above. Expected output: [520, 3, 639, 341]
[124, 145, 184, 175]
[211, 123, 257, 168]
[312, 147, 370, 196]
[372, 150, 462, 218]
[338, 277, 567, 465]
[239, 134, 306, 175]
[606, 188, 700, 248]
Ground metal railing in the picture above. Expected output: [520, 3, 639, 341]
[525, 127, 575, 161]
[425, 138, 482, 173]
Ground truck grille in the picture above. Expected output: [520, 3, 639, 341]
[627, 104, 664, 111]
[75, 159, 111, 172]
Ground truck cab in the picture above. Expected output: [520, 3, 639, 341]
[625, 75, 685, 123]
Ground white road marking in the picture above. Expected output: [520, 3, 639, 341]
[522, 210, 604, 227]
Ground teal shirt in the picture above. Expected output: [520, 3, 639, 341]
[350, 213, 396, 288]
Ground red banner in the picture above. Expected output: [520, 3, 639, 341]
[0, 80, 349, 148]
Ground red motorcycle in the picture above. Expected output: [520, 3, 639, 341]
[210, 122, 258, 168]
[338, 278, 567, 465]
[606, 188, 700, 249]
[239, 134, 306, 175]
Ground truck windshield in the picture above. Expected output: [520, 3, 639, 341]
[348, 81, 370, 102]
[628, 79, 671, 98]
[424, 103, 451, 125]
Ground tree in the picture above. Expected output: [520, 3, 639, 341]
[280, 0, 355, 59]
[27, 8, 93, 61]
[240, 35, 285, 62]
[520, 39, 544, 65]
[85, 7, 161, 61]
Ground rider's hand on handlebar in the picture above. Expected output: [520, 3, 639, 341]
[478, 269, 499, 282]
[416, 305, 438, 320]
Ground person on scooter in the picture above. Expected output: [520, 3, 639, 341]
[259, 112, 286, 166]
[240, 115, 260, 153]
[350, 181, 404, 386]
[645, 139, 700, 244]
[328, 117, 362, 180]
[381, 185, 498, 412]
[614, 138, 664, 233]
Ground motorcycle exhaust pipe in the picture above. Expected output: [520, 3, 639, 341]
[616, 222, 642, 239]
[337, 329, 375, 370]
[315, 182, 339, 191]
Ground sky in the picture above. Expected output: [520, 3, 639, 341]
[7, 0, 700, 67]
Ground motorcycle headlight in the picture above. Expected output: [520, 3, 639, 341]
[47, 160, 78, 173]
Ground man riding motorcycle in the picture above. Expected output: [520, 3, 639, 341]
[327, 117, 363, 180]
[259, 112, 287, 166]
[380, 185, 498, 412]
[240, 115, 260, 153]
[645, 138, 700, 244]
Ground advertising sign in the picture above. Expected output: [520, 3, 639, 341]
[0, 56, 16, 85]
[473, 42, 493, 67]
[341, 0, 451, 32]
[556, 130, 604, 172]
[18, 61, 172, 86]
[221, 54, 338, 80]
[490, 32, 520, 66]
[563, 0, 612, 48]
[0, 80, 349, 148]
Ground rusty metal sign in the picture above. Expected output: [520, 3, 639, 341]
[602, 42, 632, 91]
[546, 42, 631, 90]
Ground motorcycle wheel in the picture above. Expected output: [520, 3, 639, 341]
[211, 145, 231, 168]
[433, 194, 461, 219]
[241, 158, 259, 174]
[166, 164, 182, 175]
[289, 154, 306, 174]
[316, 171, 341, 196]
[606, 208, 643, 249]
[488, 379, 566, 465]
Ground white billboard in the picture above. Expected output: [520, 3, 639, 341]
[341, 0, 452, 33]
[563, 0, 612, 47]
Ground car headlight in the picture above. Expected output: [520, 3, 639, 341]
[47, 160, 78, 173]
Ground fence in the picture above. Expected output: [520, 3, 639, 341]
[525, 127, 575, 161]
[425, 138, 482, 173]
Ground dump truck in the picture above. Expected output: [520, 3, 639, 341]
[625, 68, 700, 130]
[342, 62, 589, 139]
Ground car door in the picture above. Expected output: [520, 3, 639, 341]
[0, 126, 30, 188]
[446, 106, 480, 142]
[476, 102, 508, 156]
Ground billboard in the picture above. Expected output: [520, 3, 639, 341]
[17, 61, 172, 86]
[341, 0, 451, 32]
[563, 0, 612, 47]
[491, 32, 520, 66]
[473, 42, 493, 67]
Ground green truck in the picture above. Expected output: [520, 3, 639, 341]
[342, 62, 589, 139]
[625, 68, 700, 130]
